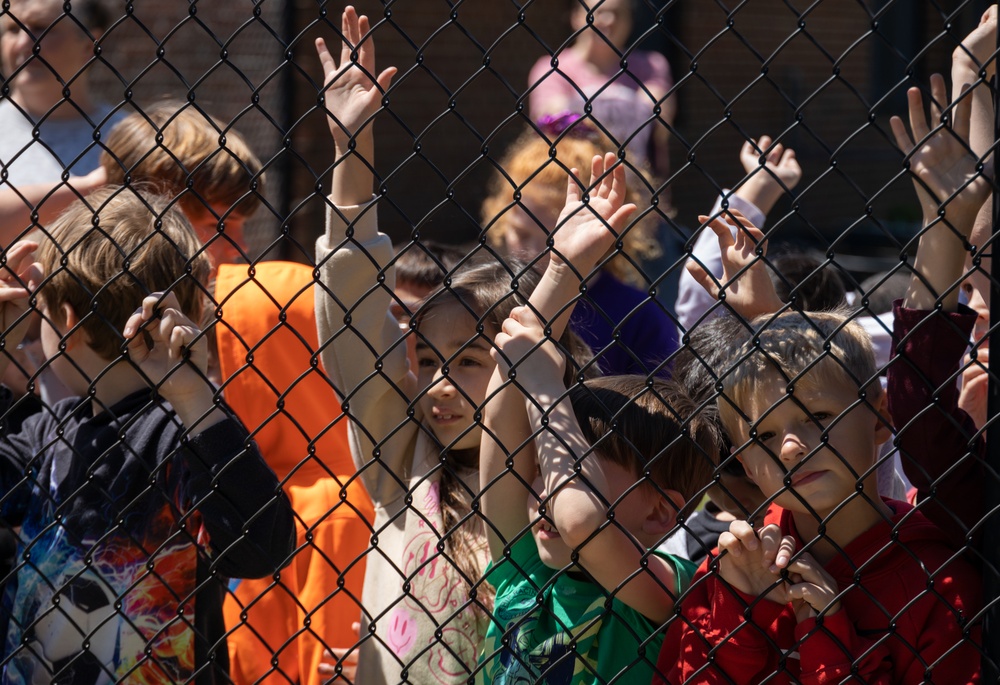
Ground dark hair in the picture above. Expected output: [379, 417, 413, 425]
[672, 316, 750, 466]
[769, 250, 848, 312]
[569, 375, 717, 506]
[393, 240, 469, 292]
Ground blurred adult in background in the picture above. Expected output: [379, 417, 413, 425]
[0, 0, 123, 242]
[527, 0, 675, 178]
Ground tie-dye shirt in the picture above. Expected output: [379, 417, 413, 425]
[0, 389, 294, 685]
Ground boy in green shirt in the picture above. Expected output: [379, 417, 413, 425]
[478, 155, 716, 684]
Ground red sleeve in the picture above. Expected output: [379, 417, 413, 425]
[795, 611, 893, 685]
[657, 573, 789, 685]
[887, 303, 984, 545]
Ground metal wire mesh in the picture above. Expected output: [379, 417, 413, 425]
[0, 0, 994, 683]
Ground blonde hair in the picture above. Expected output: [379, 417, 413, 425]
[718, 309, 881, 442]
[481, 128, 659, 285]
[100, 102, 264, 220]
[36, 187, 211, 361]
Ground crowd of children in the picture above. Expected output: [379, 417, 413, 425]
[0, 1, 995, 684]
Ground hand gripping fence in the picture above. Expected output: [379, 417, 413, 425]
[0, 0, 995, 683]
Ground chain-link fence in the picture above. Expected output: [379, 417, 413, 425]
[0, 0, 995, 683]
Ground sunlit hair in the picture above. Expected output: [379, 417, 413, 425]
[35, 186, 210, 361]
[570, 375, 716, 507]
[411, 256, 594, 614]
[100, 102, 264, 221]
[481, 127, 659, 285]
[718, 309, 881, 442]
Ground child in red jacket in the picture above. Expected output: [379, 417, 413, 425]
[656, 72, 984, 684]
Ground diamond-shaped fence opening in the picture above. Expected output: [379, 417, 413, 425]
[0, 0, 994, 683]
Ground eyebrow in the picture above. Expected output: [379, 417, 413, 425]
[414, 338, 492, 354]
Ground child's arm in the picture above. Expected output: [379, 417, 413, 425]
[479, 155, 636, 560]
[886, 72, 989, 543]
[123, 291, 295, 577]
[0, 169, 107, 248]
[493, 306, 678, 623]
[890, 74, 989, 311]
[675, 137, 801, 329]
[313, 8, 416, 508]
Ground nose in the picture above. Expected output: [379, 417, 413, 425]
[779, 431, 808, 463]
[425, 367, 457, 399]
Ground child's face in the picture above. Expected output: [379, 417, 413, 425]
[527, 460, 658, 570]
[501, 189, 559, 267]
[37, 298, 89, 397]
[415, 301, 495, 451]
[736, 371, 890, 518]
[187, 205, 247, 265]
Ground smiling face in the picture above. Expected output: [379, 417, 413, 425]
[735, 369, 891, 518]
[414, 300, 496, 451]
[500, 187, 561, 268]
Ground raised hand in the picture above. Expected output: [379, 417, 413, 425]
[734, 135, 802, 215]
[685, 209, 784, 320]
[0, 241, 41, 348]
[889, 73, 990, 229]
[954, 5, 998, 81]
[549, 152, 637, 280]
[718, 521, 798, 605]
[123, 291, 208, 405]
[316, 6, 397, 152]
[492, 305, 565, 387]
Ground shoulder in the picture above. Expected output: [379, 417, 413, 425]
[629, 51, 672, 82]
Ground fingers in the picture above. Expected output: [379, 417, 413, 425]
[727, 519, 759, 553]
[315, 37, 336, 76]
[906, 86, 930, 145]
[699, 215, 736, 250]
[928, 73, 946, 130]
[685, 260, 720, 301]
[889, 115, 913, 154]
[565, 168, 582, 208]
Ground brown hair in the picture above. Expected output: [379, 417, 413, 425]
[413, 257, 594, 613]
[100, 102, 264, 221]
[718, 309, 881, 443]
[481, 128, 659, 285]
[36, 186, 211, 361]
[570, 375, 717, 507]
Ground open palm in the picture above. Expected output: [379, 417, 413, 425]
[316, 6, 396, 149]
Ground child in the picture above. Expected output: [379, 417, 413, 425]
[481, 119, 677, 377]
[98, 101, 377, 685]
[100, 101, 265, 265]
[0, 187, 294, 683]
[311, 9, 598, 683]
[885, 9, 995, 547]
[655, 73, 984, 682]
[477, 152, 715, 683]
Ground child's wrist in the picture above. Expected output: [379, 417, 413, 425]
[734, 178, 783, 215]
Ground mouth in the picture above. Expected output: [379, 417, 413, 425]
[534, 520, 561, 540]
[431, 409, 462, 424]
[790, 470, 827, 487]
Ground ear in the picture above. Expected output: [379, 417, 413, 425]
[871, 389, 893, 445]
[57, 303, 84, 350]
[641, 489, 684, 537]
